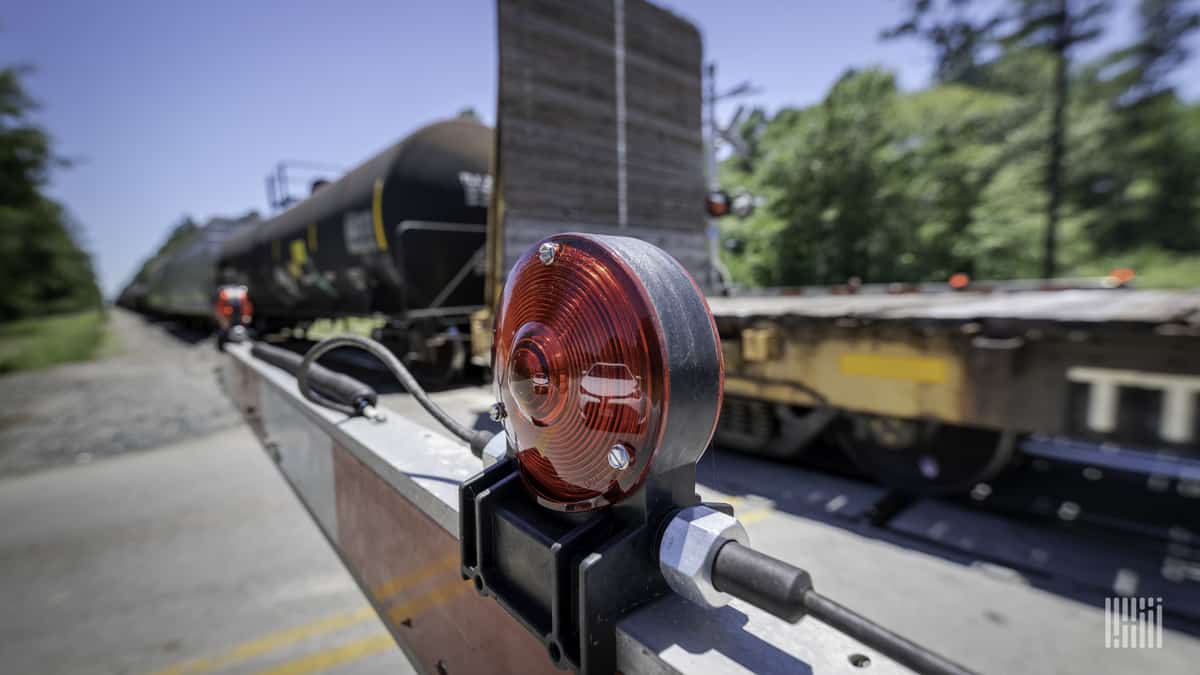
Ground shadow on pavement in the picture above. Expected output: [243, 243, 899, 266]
[696, 446, 1200, 637]
[135, 314, 216, 345]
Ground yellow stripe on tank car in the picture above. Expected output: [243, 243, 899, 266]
[838, 353, 948, 383]
[307, 223, 318, 251]
[288, 239, 307, 279]
[372, 178, 388, 251]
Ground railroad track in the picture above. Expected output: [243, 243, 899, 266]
[696, 441, 1200, 635]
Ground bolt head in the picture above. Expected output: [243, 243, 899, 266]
[489, 402, 507, 422]
[607, 443, 631, 470]
[538, 242, 560, 265]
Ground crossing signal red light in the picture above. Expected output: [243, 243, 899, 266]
[706, 190, 731, 217]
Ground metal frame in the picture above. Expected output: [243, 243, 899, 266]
[220, 343, 913, 674]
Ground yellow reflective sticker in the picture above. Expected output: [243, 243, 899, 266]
[838, 353, 947, 383]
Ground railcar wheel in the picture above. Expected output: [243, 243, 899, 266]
[402, 323, 466, 389]
[715, 396, 838, 460]
[833, 414, 1016, 495]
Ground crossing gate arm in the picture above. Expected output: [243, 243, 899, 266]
[220, 342, 912, 675]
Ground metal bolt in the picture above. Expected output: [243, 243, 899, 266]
[538, 242, 560, 265]
[489, 402, 507, 421]
[360, 404, 386, 423]
[607, 443, 631, 470]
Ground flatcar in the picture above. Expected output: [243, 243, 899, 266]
[708, 288, 1200, 493]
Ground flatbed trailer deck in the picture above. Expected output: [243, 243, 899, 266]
[707, 288, 1200, 490]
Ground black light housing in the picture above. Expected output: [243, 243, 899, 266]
[461, 233, 724, 674]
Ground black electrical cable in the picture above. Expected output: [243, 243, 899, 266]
[297, 335, 493, 456]
[711, 541, 978, 675]
[252, 343, 383, 420]
[803, 592, 977, 675]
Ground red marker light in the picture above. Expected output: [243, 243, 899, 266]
[1109, 267, 1135, 284]
[706, 190, 731, 217]
[948, 273, 970, 290]
[215, 286, 252, 327]
[494, 234, 723, 511]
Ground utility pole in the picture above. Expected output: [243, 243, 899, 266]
[703, 62, 760, 290]
[704, 62, 719, 190]
[1043, 0, 1071, 280]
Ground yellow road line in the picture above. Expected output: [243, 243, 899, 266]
[738, 508, 773, 526]
[386, 577, 472, 624]
[371, 553, 459, 601]
[252, 571, 469, 675]
[249, 578, 471, 675]
[250, 633, 396, 675]
[148, 607, 375, 675]
[149, 556, 458, 675]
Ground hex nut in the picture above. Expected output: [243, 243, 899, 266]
[481, 432, 510, 468]
[659, 505, 749, 609]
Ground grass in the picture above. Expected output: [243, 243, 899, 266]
[1069, 247, 1200, 289]
[0, 309, 117, 375]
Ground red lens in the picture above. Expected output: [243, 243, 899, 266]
[494, 235, 670, 511]
[705, 191, 730, 217]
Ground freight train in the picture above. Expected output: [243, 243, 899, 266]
[124, 118, 1200, 498]
[217, 117, 491, 380]
[116, 213, 259, 326]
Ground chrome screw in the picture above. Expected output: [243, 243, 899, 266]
[489, 402, 507, 422]
[607, 443, 631, 470]
[538, 242, 560, 265]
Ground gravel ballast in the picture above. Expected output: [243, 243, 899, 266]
[0, 309, 241, 477]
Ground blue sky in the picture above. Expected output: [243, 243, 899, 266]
[3, 1, 1196, 296]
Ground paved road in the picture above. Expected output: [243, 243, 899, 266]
[0, 312, 413, 675]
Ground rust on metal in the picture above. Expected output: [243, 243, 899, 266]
[332, 444, 560, 675]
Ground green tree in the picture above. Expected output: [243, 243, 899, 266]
[0, 66, 102, 320]
[887, 0, 1113, 276]
[755, 69, 917, 285]
[718, 1, 1200, 288]
[883, 0, 1006, 85]
[1084, 0, 1200, 250]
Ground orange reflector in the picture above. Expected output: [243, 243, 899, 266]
[1109, 267, 1135, 284]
